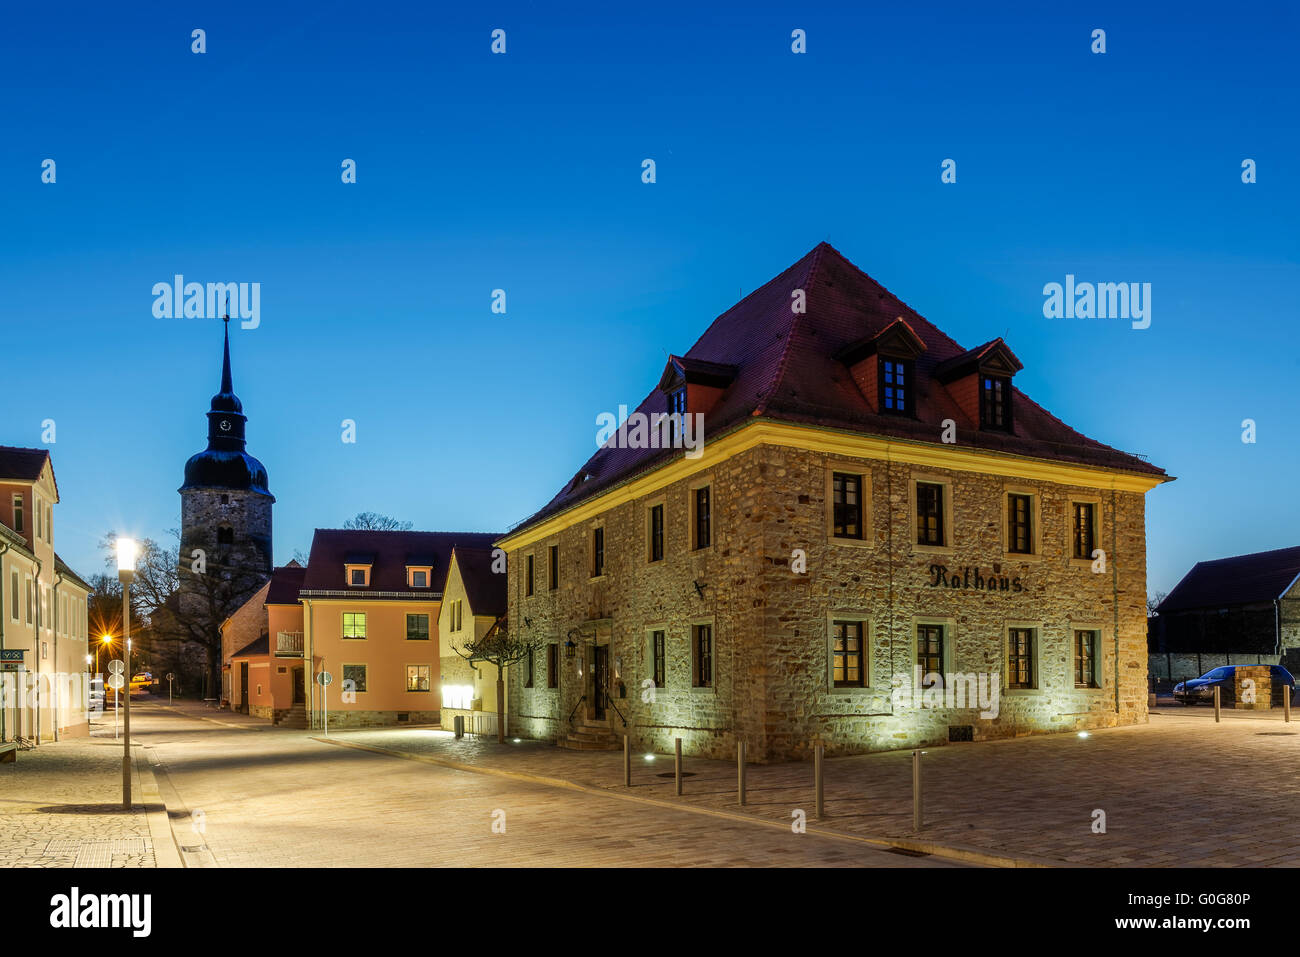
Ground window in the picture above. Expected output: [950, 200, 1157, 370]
[25, 579, 32, 624]
[547, 643, 559, 688]
[1008, 628, 1035, 689]
[880, 358, 912, 414]
[349, 567, 367, 586]
[406, 614, 429, 640]
[1074, 630, 1099, 688]
[9, 571, 17, 621]
[649, 504, 664, 562]
[342, 612, 366, 639]
[525, 554, 535, 596]
[217, 526, 234, 545]
[651, 630, 666, 687]
[694, 486, 711, 549]
[916, 482, 945, 547]
[917, 624, 944, 676]
[11, 495, 22, 534]
[592, 527, 605, 577]
[980, 375, 1012, 431]
[34, 499, 41, 542]
[549, 544, 559, 590]
[1007, 493, 1033, 554]
[45, 504, 52, 543]
[832, 472, 863, 540]
[693, 624, 713, 688]
[525, 646, 534, 688]
[220, 494, 230, 505]
[832, 621, 865, 687]
[406, 665, 431, 692]
[667, 387, 687, 443]
[1072, 503, 1096, 560]
[409, 569, 428, 588]
[342, 664, 367, 693]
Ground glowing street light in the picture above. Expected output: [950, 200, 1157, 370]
[116, 537, 137, 809]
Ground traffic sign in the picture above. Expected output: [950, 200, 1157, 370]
[107, 673, 125, 690]
[316, 672, 333, 686]
[166, 673, 174, 681]
[108, 660, 125, 676]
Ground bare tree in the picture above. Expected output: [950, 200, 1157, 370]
[449, 618, 538, 744]
[343, 512, 413, 531]
[1147, 591, 1168, 617]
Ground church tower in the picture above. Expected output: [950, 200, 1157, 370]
[179, 318, 274, 610]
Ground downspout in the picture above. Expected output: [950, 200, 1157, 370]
[1111, 489, 1120, 716]
[33, 557, 42, 745]
[53, 570, 62, 742]
[0, 542, 8, 742]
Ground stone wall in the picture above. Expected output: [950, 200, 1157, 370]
[320, 709, 440, 729]
[508, 440, 1154, 762]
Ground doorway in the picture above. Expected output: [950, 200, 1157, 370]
[593, 646, 609, 720]
[293, 668, 305, 704]
[239, 662, 249, 715]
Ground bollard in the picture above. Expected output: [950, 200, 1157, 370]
[1214, 685, 1221, 723]
[814, 743, 825, 820]
[1286, 688, 1293, 723]
[674, 738, 683, 796]
[623, 734, 631, 787]
[737, 740, 747, 806]
[912, 749, 923, 831]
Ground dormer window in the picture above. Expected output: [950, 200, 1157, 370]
[980, 376, 1012, 431]
[880, 357, 913, 415]
[667, 387, 686, 444]
[409, 568, 430, 588]
[346, 564, 371, 587]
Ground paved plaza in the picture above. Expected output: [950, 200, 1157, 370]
[3, 697, 1296, 867]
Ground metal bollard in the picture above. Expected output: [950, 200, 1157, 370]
[814, 743, 825, 820]
[675, 738, 683, 796]
[623, 734, 631, 787]
[1214, 685, 1221, 723]
[912, 749, 924, 831]
[737, 740, 747, 806]
[1285, 686, 1293, 723]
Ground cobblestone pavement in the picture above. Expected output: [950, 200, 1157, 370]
[0, 716, 155, 868]
[330, 710, 1300, 867]
[130, 703, 955, 867]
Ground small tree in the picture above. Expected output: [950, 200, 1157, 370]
[450, 618, 538, 744]
[343, 512, 413, 531]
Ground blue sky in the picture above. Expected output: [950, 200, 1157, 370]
[1, 0, 1296, 596]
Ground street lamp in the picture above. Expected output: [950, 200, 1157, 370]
[96, 634, 113, 676]
[116, 537, 136, 810]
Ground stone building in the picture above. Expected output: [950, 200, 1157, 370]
[177, 318, 275, 693]
[498, 243, 1170, 761]
[1149, 545, 1300, 682]
[0, 446, 92, 743]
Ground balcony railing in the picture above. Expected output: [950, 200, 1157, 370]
[276, 631, 304, 657]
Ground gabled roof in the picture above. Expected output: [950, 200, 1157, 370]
[54, 554, 93, 592]
[510, 243, 1167, 535]
[265, 562, 307, 605]
[932, 338, 1024, 383]
[231, 634, 269, 659]
[1158, 546, 1300, 615]
[0, 446, 56, 499]
[451, 546, 507, 618]
[658, 355, 739, 390]
[302, 529, 501, 595]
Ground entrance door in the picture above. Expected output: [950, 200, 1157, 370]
[593, 646, 609, 719]
[293, 668, 305, 704]
[239, 662, 249, 714]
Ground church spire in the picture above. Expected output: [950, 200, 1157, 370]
[220, 314, 233, 396]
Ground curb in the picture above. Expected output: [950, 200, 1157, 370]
[133, 746, 183, 869]
[312, 735, 1048, 869]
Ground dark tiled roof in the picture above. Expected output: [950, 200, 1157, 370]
[452, 546, 507, 618]
[1158, 546, 1300, 615]
[0, 446, 49, 481]
[54, 554, 93, 592]
[302, 529, 501, 594]
[231, 634, 269, 658]
[511, 243, 1168, 535]
[265, 563, 307, 605]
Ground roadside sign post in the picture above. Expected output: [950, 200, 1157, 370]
[108, 661, 125, 740]
[316, 671, 333, 735]
[167, 672, 174, 705]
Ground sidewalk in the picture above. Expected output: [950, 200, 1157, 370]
[0, 717, 157, 867]
[321, 709, 1300, 867]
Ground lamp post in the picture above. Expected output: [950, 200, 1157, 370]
[116, 538, 136, 810]
[96, 635, 113, 676]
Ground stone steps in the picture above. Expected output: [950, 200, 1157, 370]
[558, 717, 620, 751]
[274, 704, 308, 729]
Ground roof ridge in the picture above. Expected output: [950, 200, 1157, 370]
[755, 243, 827, 417]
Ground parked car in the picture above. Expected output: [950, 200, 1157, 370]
[1173, 665, 1295, 704]
[88, 677, 105, 713]
[131, 672, 153, 689]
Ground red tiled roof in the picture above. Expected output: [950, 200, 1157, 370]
[511, 243, 1167, 534]
[451, 546, 507, 618]
[302, 529, 501, 595]
[265, 563, 307, 605]
[1158, 546, 1300, 614]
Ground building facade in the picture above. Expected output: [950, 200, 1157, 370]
[498, 244, 1170, 761]
[437, 546, 508, 736]
[0, 447, 92, 743]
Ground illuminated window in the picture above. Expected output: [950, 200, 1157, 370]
[1072, 503, 1096, 559]
[406, 664, 431, 692]
[880, 358, 912, 414]
[651, 630, 666, 687]
[832, 621, 865, 687]
[916, 483, 945, 547]
[917, 624, 944, 675]
[693, 624, 713, 688]
[833, 472, 863, 539]
[342, 613, 366, 639]
[1008, 494, 1033, 554]
[1008, 628, 1035, 689]
[1074, 630, 1100, 688]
